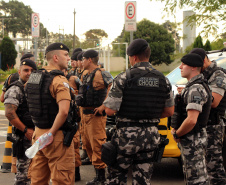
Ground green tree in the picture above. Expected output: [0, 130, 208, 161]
[162, 20, 181, 52]
[204, 40, 212, 51]
[0, 36, 17, 71]
[193, 35, 204, 48]
[112, 19, 175, 65]
[0, 1, 33, 37]
[81, 29, 108, 49]
[151, 0, 226, 37]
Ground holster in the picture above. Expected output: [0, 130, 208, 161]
[62, 121, 78, 147]
[153, 137, 169, 163]
[101, 142, 117, 166]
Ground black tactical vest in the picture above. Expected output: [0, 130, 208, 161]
[180, 78, 211, 132]
[117, 67, 168, 120]
[203, 67, 226, 117]
[7, 81, 34, 128]
[76, 68, 107, 107]
[25, 70, 64, 129]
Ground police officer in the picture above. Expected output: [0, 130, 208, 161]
[26, 43, 75, 185]
[68, 48, 82, 77]
[190, 48, 226, 184]
[104, 39, 174, 184]
[4, 59, 37, 185]
[0, 53, 35, 103]
[64, 68, 82, 181]
[171, 53, 212, 185]
[76, 49, 113, 185]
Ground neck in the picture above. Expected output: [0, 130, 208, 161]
[88, 64, 98, 73]
[187, 72, 200, 81]
[47, 62, 61, 71]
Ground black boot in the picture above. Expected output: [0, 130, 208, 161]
[86, 168, 106, 185]
[75, 166, 81, 182]
[82, 156, 92, 165]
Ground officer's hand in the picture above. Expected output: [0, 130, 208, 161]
[25, 128, 34, 141]
[171, 128, 180, 143]
[94, 105, 105, 116]
[177, 86, 185, 94]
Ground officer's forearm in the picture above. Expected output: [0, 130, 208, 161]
[176, 110, 199, 137]
[5, 104, 26, 132]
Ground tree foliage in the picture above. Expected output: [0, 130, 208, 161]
[0, 36, 17, 71]
[0, 0, 33, 37]
[162, 20, 181, 52]
[112, 19, 175, 65]
[151, 0, 226, 37]
[204, 40, 212, 51]
[81, 29, 108, 49]
[193, 35, 204, 48]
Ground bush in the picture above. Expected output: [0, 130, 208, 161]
[0, 36, 17, 71]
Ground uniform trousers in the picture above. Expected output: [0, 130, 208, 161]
[106, 126, 160, 185]
[73, 130, 81, 167]
[179, 129, 210, 185]
[83, 113, 107, 169]
[29, 128, 75, 185]
[206, 119, 226, 185]
[13, 134, 31, 185]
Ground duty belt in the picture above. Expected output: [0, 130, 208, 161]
[83, 109, 106, 116]
[116, 122, 158, 128]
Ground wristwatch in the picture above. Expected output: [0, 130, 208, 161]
[23, 126, 28, 134]
[173, 130, 179, 139]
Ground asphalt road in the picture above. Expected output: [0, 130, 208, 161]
[0, 113, 185, 185]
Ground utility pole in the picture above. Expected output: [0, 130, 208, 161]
[73, 9, 76, 50]
[59, 26, 64, 42]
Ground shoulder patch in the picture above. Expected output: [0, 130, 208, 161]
[63, 82, 70, 88]
[101, 71, 113, 86]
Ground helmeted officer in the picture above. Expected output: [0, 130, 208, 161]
[190, 48, 226, 184]
[26, 43, 75, 185]
[171, 53, 212, 185]
[4, 59, 37, 185]
[76, 49, 113, 185]
[104, 38, 174, 184]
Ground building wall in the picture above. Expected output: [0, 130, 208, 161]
[183, 10, 196, 52]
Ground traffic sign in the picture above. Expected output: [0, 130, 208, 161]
[31, 13, 40, 37]
[125, 1, 137, 32]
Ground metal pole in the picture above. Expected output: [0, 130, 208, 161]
[108, 44, 110, 73]
[34, 37, 38, 62]
[2, 18, 4, 38]
[125, 43, 128, 70]
[130, 31, 133, 43]
[103, 47, 106, 69]
[73, 9, 76, 50]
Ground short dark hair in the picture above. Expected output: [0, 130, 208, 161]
[137, 46, 151, 61]
[91, 56, 99, 65]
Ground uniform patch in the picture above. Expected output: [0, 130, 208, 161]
[216, 76, 224, 87]
[63, 82, 69, 88]
[138, 77, 159, 87]
[192, 95, 202, 104]
[27, 73, 43, 85]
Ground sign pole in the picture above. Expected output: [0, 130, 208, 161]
[34, 38, 38, 62]
[31, 13, 40, 63]
[130, 31, 133, 43]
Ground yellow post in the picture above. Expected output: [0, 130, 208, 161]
[0, 123, 12, 173]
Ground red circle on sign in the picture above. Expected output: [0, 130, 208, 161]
[32, 14, 39, 27]
[126, 3, 135, 19]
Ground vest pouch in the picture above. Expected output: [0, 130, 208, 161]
[25, 71, 44, 117]
[101, 142, 117, 166]
[171, 94, 183, 129]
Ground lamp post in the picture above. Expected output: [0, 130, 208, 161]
[73, 9, 76, 50]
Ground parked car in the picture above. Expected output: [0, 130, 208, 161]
[159, 49, 226, 167]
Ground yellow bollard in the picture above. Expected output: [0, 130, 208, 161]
[0, 123, 12, 173]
